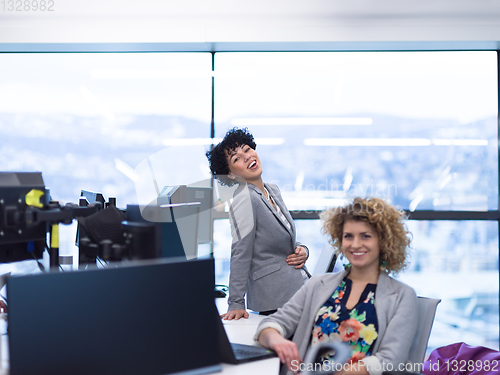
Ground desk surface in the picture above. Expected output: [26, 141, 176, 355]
[215, 298, 280, 375]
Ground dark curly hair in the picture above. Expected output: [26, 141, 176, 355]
[320, 197, 412, 275]
[206, 127, 257, 187]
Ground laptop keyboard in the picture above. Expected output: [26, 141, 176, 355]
[231, 343, 274, 359]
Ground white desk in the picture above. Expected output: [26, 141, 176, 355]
[215, 298, 280, 375]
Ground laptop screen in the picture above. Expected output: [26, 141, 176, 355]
[7, 257, 221, 375]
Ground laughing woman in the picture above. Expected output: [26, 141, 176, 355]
[206, 127, 310, 320]
[255, 197, 418, 375]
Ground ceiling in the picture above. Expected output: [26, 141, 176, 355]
[1, 0, 500, 51]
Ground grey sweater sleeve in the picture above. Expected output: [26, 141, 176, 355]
[227, 187, 256, 311]
[365, 284, 419, 374]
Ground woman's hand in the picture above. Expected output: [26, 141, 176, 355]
[287, 246, 308, 269]
[220, 309, 249, 320]
[258, 328, 302, 373]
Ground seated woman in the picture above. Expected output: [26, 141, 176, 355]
[255, 197, 418, 375]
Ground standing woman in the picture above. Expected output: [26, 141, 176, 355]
[206, 127, 310, 320]
[256, 197, 418, 375]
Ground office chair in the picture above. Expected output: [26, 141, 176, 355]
[312, 243, 338, 275]
[407, 296, 441, 365]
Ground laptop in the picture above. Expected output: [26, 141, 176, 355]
[213, 306, 277, 364]
[7, 257, 222, 375]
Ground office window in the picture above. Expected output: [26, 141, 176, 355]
[214, 52, 498, 211]
[0, 52, 212, 272]
[0, 52, 212, 205]
[400, 220, 499, 352]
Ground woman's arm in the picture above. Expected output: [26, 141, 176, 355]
[225, 187, 256, 317]
[258, 328, 302, 372]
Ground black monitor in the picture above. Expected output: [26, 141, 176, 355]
[125, 204, 186, 260]
[157, 185, 213, 256]
[7, 257, 221, 375]
[75, 189, 105, 249]
[79, 190, 105, 207]
[184, 186, 213, 244]
[77, 203, 187, 263]
[0, 172, 47, 263]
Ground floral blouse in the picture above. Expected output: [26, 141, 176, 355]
[310, 277, 379, 365]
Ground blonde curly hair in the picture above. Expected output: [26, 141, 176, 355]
[320, 197, 411, 275]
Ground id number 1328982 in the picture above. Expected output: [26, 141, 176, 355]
[1, 0, 54, 11]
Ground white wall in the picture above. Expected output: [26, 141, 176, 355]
[1, 0, 500, 50]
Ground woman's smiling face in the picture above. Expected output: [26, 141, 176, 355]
[342, 220, 381, 273]
[225, 144, 263, 183]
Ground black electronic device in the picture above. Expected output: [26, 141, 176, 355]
[214, 302, 277, 364]
[184, 186, 213, 244]
[7, 257, 221, 375]
[0, 172, 102, 267]
[126, 204, 186, 259]
[75, 189, 106, 249]
[80, 190, 105, 208]
[76, 204, 187, 264]
[0, 172, 47, 263]
[76, 190, 122, 268]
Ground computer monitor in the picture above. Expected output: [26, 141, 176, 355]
[157, 185, 213, 256]
[77, 197, 188, 263]
[126, 204, 187, 260]
[184, 186, 213, 244]
[80, 190, 105, 207]
[75, 189, 105, 249]
[7, 257, 221, 375]
[0, 172, 47, 263]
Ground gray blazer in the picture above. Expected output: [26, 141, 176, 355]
[255, 270, 418, 375]
[227, 182, 307, 312]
